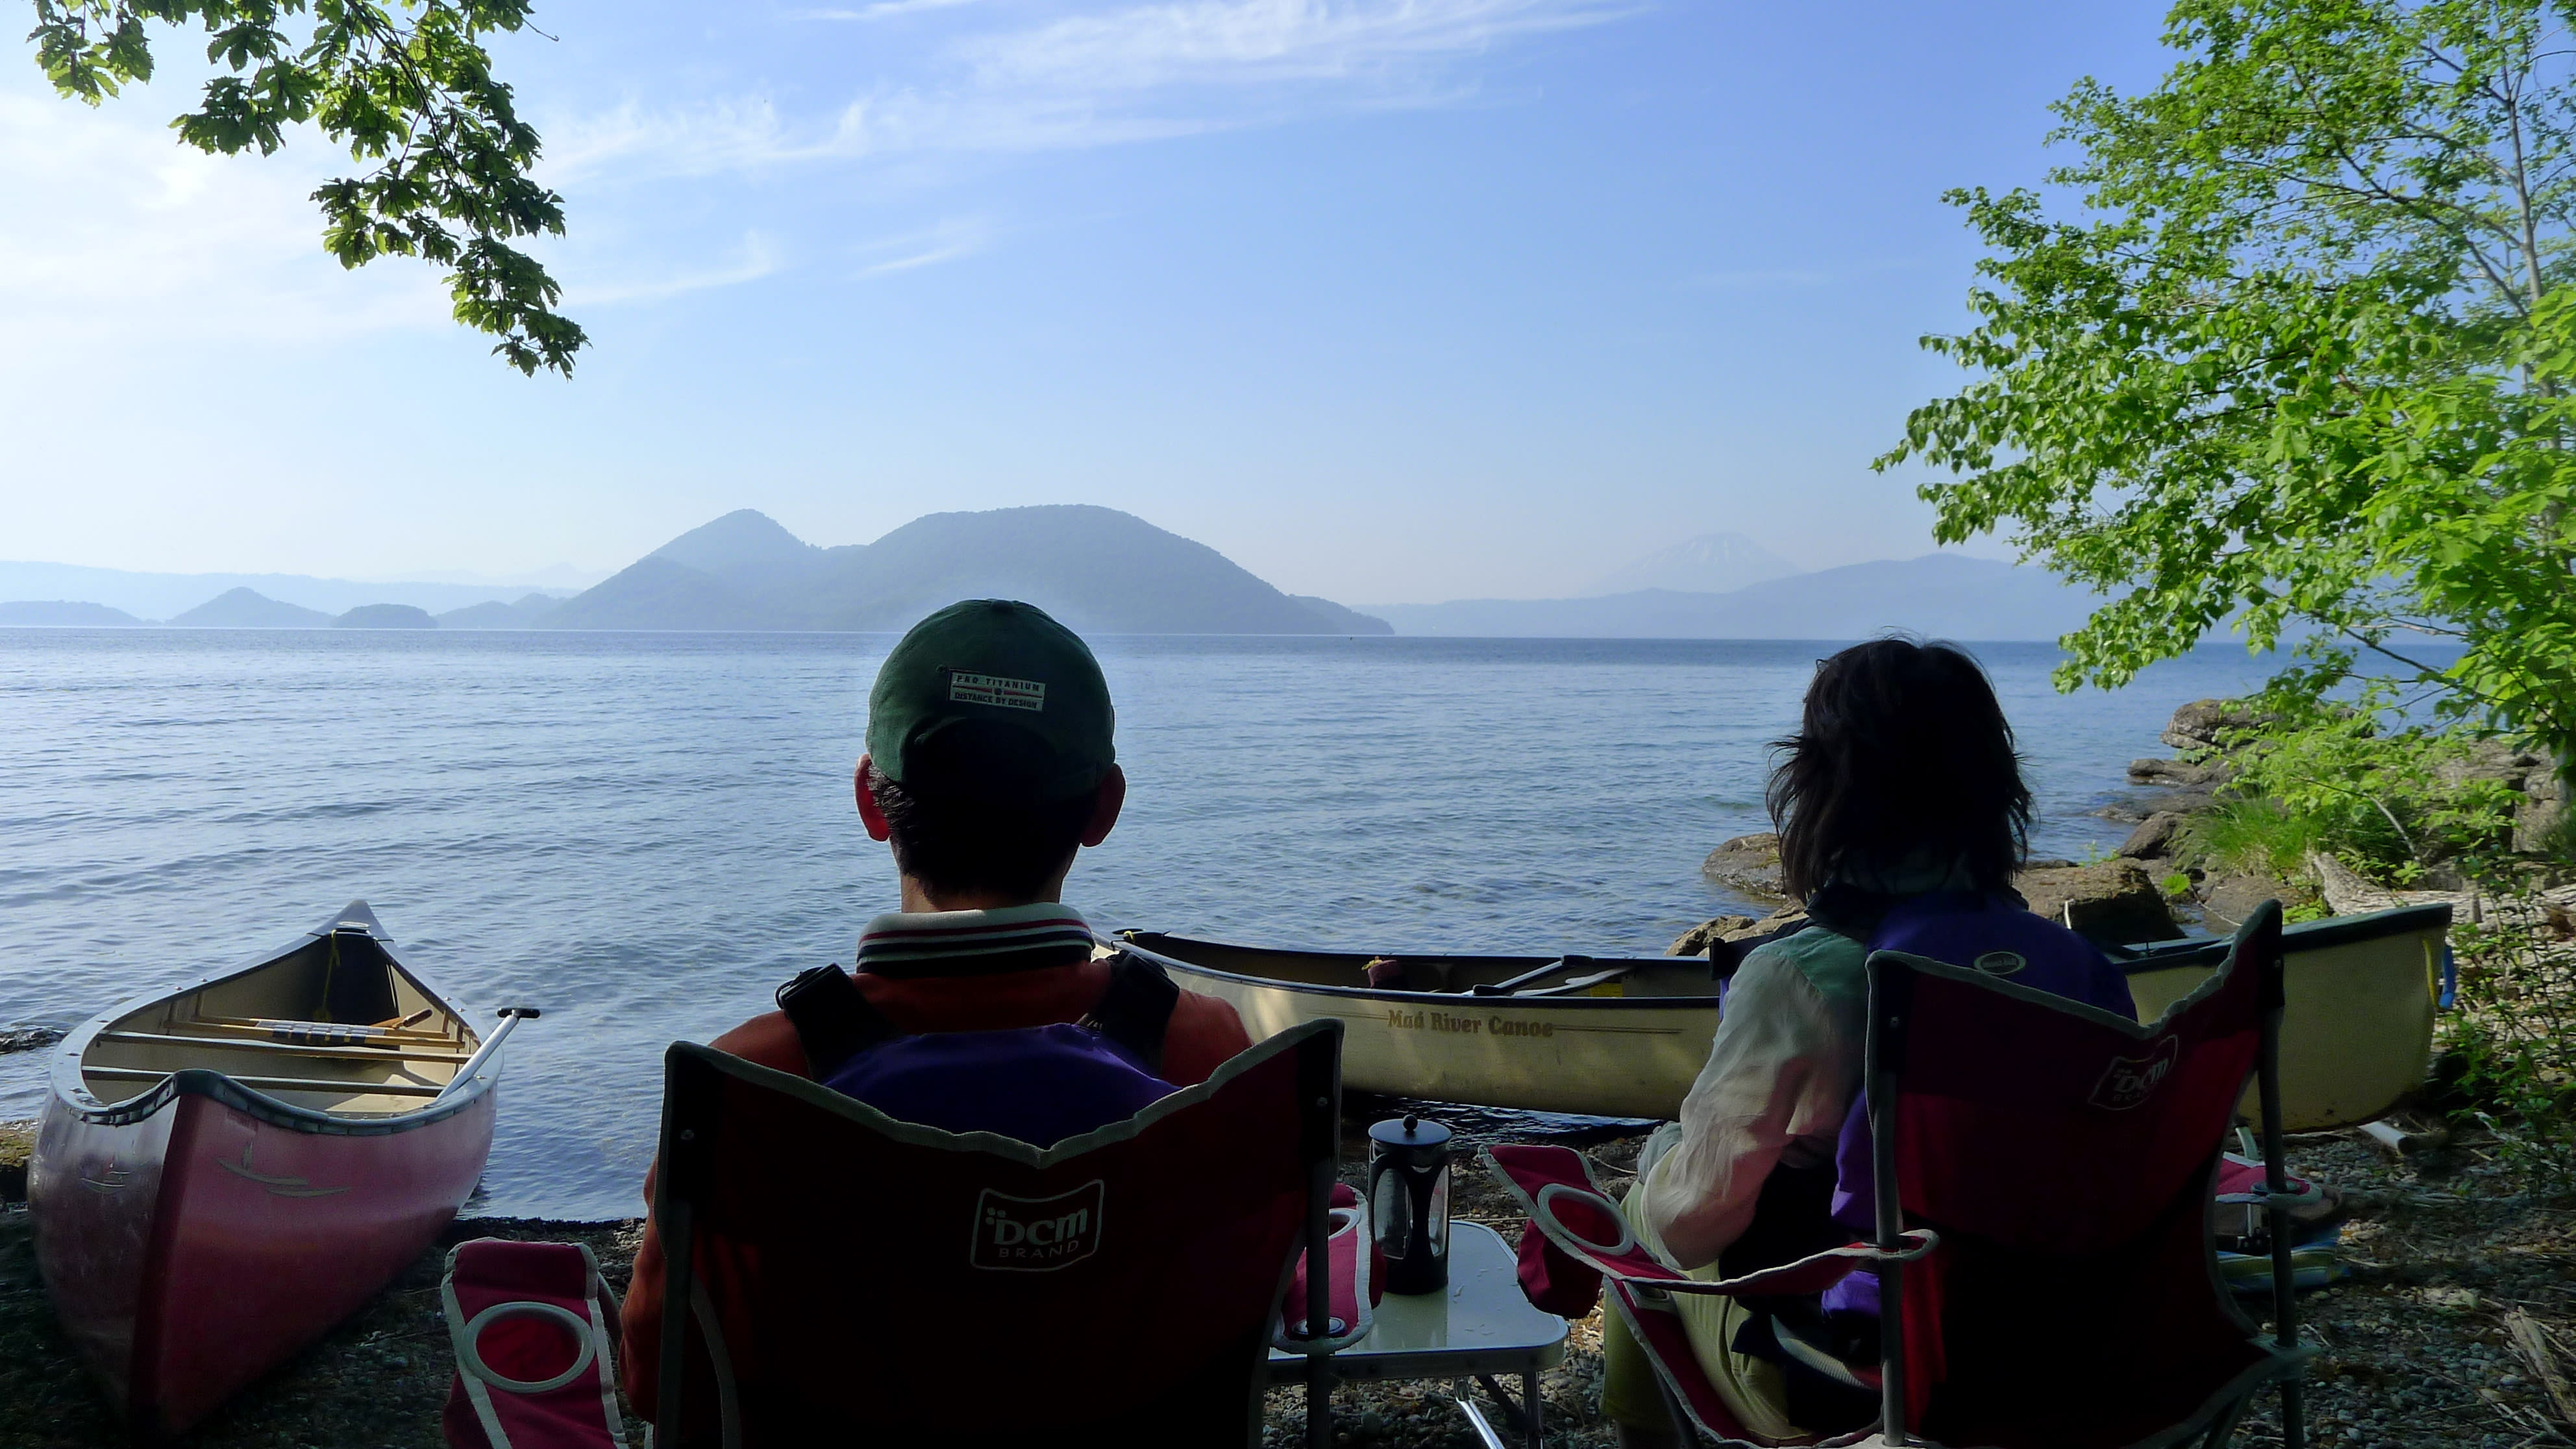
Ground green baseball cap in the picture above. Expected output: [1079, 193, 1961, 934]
[866, 600, 1115, 797]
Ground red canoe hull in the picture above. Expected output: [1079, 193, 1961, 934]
[34, 1082, 497, 1436]
[29, 902, 503, 1439]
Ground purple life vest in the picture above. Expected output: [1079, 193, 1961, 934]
[819, 1022, 1177, 1148]
[773, 954, 1187, 1150]
[1821, 891, 2140, 1316]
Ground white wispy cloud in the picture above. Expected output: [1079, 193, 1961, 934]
[794, 0, 980, 19]
[0, 80, 786, 353]
[0, 88, 449, 345]
[963, 0, 1626, 92]
[548, 0, 1633, 182]
[568, 232, 785, 304]
[852, 216, 992, 276]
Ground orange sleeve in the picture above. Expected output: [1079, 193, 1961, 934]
[618, 1012, 810, 1418]
[1159, 989, 1256, 1086]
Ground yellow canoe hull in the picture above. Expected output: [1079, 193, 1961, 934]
[1116, 935, 1719, 1121]
[1122, 902, 2450, 1131]
[2120, 904, 2448, 1132]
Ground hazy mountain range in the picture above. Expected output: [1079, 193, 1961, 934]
[0, 561, 575, 619]
[0, 508, 1394, 634]
[0, 512, 2104, 640]
[544, 506, 1391, 634]
[1360, 553, 2103, 640]
[1581, 531, 1800, 596]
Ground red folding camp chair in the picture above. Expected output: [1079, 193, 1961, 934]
[441, 1239, 632, 1449]
[1487, 902, 2310, 1448]
[650, 1017, 1347, 1448]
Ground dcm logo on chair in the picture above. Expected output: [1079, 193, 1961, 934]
[2088, 1035, 2182, 1111]
[970, 1180, 1106, 1270]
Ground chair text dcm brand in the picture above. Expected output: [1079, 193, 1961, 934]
[970, 1180, 1106, 1270]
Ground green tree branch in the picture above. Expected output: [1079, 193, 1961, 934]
[1882, 0, 2576, 778]
[25, 0, 586, 375]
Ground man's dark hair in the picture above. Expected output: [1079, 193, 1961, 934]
[871, 721, 1100, 899]
[1766, 636, 2031, 900]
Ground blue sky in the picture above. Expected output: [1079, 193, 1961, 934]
[0, 1, 2177, 603]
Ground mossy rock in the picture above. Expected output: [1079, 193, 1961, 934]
[0, 1121, 33, 1204]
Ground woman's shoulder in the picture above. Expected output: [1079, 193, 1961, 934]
[1737, 922, 1870, 1009]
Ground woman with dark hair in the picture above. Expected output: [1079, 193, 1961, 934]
[1599, 638, 2136, 1446]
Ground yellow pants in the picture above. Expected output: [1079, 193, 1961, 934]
[1598, 1135, 1803, 1440]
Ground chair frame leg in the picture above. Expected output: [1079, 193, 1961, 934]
[1473, 1371, 1544, 1448]
[1304, 1158, 1336, 1449]
[2259, 959, 2305, 1449]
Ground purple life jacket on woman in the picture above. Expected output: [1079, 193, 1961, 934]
[1819, 891, 2139, 1315]
[773, 955, 1182, 1149]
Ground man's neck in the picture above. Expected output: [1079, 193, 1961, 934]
[897, 877, 1060, 914]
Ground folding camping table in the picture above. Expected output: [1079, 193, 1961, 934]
[1268, 1220, 1567, 1448]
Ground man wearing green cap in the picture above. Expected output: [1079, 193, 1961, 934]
[621, 601, 1253, 1409]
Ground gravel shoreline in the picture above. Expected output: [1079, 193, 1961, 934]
[3, 1117, 2570, 1446]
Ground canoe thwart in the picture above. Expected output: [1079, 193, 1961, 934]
[92, 1030, 473, 1066]
[1467, 956, 1588, 996]
[187, 1016, 461, 1048]
[82, 1066, 449, 1098]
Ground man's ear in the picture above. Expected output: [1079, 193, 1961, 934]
[1079, 765, 1126, 848]
[854, 755, 893, 841]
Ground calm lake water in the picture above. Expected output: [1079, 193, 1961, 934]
[0, 630, 2281, 1219]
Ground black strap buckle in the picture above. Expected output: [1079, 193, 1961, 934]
[774, 965, 899, 1079]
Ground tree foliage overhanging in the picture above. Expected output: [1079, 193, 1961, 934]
[27, 0, 586, 375]
[1880, 0, 2576, 771]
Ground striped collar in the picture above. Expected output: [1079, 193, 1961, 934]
[855, 902, 1096, 978]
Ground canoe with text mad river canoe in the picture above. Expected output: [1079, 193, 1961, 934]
[1113, 900, 2451, 1131]
[30, 902, 527, 1438]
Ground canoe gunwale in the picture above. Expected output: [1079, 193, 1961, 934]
[2111, 901, 2454, 975]
[51, 1064, 494, 1135]
[46, 900, 496, 1135]
[1111, 932, 1724, 1009]
[1120, 897, 2455, 1011]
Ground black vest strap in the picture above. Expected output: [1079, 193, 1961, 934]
[1079, 952, 1181, 1075]
[775, 965, 900, 1080]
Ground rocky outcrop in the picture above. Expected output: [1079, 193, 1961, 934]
[1667, 907, 1809, 957]
[2013, 860, 2182, 944]
[2162, 699, 2273, 753]
[0, 1026, 64, 1054]
[1666, 915, 1757, 956]
[1700, 833, 1786, 901]
[2116, 811, 2186, 859]
[2127, 757, 2233, 787]
[2518, 769, 2568, 854]
[2434, 738, 2548, 789]
[0, 1120, 29, 1204]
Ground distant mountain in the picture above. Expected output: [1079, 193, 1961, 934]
[438, 594, 563, 629]
[170, 588, 334, 628]
[0, 601, 146, 626]
[375, 564, 608, 589]
[545, 556, 777, 630]
[1363, 555, 2102, 639]
[335, 603, 438, 629]
[651, 509, 819, 576]
[0, 561, 576, 619]
[1287, 595, 1389, 634]
[540, 506, 1394, 635]
[1587, 532, 1798, 595]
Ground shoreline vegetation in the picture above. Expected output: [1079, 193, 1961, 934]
[2, 697, 2571, 1446]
